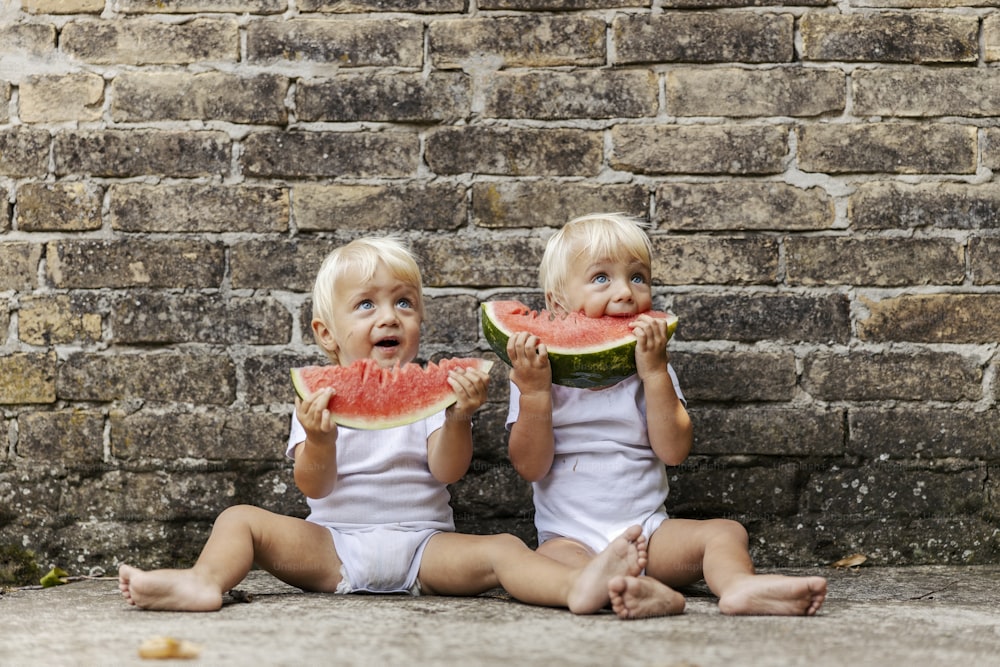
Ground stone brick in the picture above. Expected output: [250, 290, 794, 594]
[117, 0, 285, 12]
[802, 350, 981, 402]
[16, 411, 104, 464]
[800, 12, 977, 63]
[231, 240, 327, 292]
[0, 300, 8, 344]
[16, 182, 103, 232]
[111, 410, 287, 461]
[472, 182, 648, 229]
[796, 123, 977, 174]
[671, 350, 797, 402]
[47, 239, 225, 289]
[422, 294, 482, 353]
[22, 0, 103, 12]
[0, 353, 56, 404]
[299, 0, 462, 9]
[244, 352, 327, 407]
[613, 12, 794, 64]
[412, 235, 545, 287]
[668, 464, 801, 517]
[693, 407, 845, 456]
[858, 294, 1000, 344]
[425, 128, 602, 177]
[982, 128, 1000, 170]
[63, 470, 241, 522]
[109, 184, 288, 233]
[850, 181, 1000, 230]
[53, 130, 231, 178]
[987, 14, 1000, 62]
[111, 292, 291, 345]
[656, 182, 833, 231]
[482, 70, 657, 119]
[429, 16, 605, 69]
[673, 293, 851, 343]
[611, 125, 788, 175]
[849, 408, 1000, 460]
[810, 517, 998, 566]
[57, 352, 236, 404]
[247, 19, 422, 66]
[0, 243, 43, 290]
[450, 461, 532, 521]
[0, 128, 50, 177]
[651, 236, 780, 285]
[292, 183, 467, 232]
[296, 73, 470, 123]
[61, 18, 239, 65]
[482, 0, 638, 7]
[19, 73, 104, 123]
[853, 68, 1000, 117]
[241, 131, 419, 178]
[668, 66, 845, 117]
[805, 466, 986, 518]
[970, 237, 1000, 284]
[18, 294, 103, 346]
[786, 237, 965, 286]
[0, 23, 55, 56]
[111, 72, 288, 124]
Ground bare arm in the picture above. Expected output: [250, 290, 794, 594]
[292, 388, 340, 499]
[506, 331, 555, 482]
[633, 315, 692, 466]
[426, 367, 490, 484]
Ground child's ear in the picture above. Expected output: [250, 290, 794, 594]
[312, 319, 340, 360]
[545, 292, 567, 314]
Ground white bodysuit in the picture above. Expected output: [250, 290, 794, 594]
[506, 369, 685, 553]
[286, 411, 450, 594]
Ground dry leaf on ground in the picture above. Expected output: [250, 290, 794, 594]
[138, 636, 202, 660]
[830, 553, 867, 569]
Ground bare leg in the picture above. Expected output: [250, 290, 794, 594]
[417, 527, 645, 614]
[118, 505, 343, 611]
[608, 575, 686, 619]
[645, 518, 828, 616]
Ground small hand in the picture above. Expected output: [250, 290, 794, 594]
[446, 367, 490, 421]
[506, 331, 552, 393]
[295, 389, 338, 445]
[632, 314, 670, 381]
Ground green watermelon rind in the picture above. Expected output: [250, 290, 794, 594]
[481, 301, 678, 389]
[290, 358, 493, 430]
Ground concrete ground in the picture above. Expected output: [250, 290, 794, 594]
[2, 565, 999, 666]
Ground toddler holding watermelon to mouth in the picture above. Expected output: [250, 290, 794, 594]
[503, 213, 828, 619]
[118, 236, 645, 614]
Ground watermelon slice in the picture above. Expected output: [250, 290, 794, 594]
[290, 357, 494, 430]
[481, 300, 678, 389]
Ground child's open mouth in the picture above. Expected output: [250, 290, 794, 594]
[375, 338, 399, 348]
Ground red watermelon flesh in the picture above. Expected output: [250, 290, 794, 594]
[481, 300, 678, 389]
[291, 357, 493, 430]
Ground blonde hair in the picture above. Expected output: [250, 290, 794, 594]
[540, 213, 653, 311]
[311, 236, 424, 348]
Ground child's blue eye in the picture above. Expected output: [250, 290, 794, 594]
[593, 274, 609, 284]
[397, 298, 414, 309]
[357, 300, 375, 311]
[631, 274, 647, 284]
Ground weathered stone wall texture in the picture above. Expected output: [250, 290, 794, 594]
[2, 0, 998, 574]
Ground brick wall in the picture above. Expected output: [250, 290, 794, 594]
[2, 0, 998, 574]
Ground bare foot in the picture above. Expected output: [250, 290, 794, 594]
[118, 564, 224, 612]
[717, 574, 828, 616]
[567, 525, 645, 614]
[609, 575, 686, 619]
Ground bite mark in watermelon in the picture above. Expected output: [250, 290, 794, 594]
[291, 357, 494, 430]
[481, 300, 678, 389]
